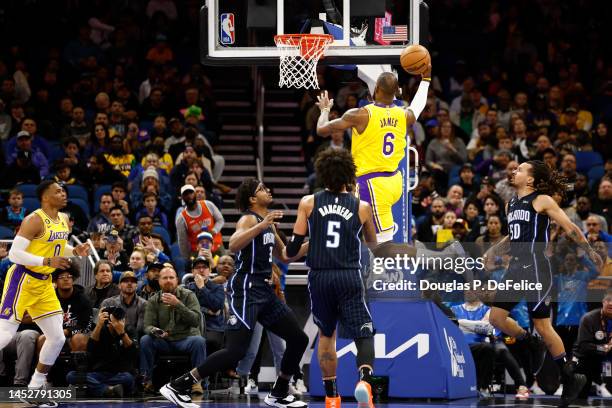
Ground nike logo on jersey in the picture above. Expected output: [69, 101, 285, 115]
[522, 264, 532, 269]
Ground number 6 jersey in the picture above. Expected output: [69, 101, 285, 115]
[306, 191, 362, 270]
[351, 103, 407, 177]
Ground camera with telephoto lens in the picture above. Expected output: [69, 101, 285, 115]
[102, 306, 126, 323]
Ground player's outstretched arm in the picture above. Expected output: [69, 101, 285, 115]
[483, 235, 510, 271]
[316, 90, 367, 136]
[534, 195, 603, 269]
[358, 201, 377, 249]
[404, 64, 432, 125]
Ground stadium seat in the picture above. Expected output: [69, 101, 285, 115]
[23, 198, 41, 212]
[0, 226, 13, 239]
[170, 242, 181, 260]
[575, 151, 603, 174]
[16, 184, 38, 198]
[71, 198, 90, 217]
[66, 185, 89, 201]
[587, 165, 605, 190]
[93, 185, 112, 213]
[153, 226, 171, 246]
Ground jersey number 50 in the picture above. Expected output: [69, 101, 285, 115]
[382, 132, 395, 157]
[509, 224, 521, 240]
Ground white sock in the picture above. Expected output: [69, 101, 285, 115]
[28, 369, 47, 388]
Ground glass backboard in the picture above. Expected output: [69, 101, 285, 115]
[200, 0, 429, 66]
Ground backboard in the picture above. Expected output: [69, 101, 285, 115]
[200, 0, 429, 66]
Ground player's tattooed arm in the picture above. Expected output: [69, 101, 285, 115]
[535, 194, 603, 269]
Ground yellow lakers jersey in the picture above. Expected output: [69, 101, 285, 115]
[352, 104, 407, 176]
[104, 153, 135, 177]
[28, 210, 70, 274]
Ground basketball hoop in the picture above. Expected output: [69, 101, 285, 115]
[274, 34, 334, 89]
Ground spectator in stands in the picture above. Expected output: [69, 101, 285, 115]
[101, 233, 130, 273]
[586, 240, 612, 304]
[417, 198, 447, 244]
[126, 214, 154, 252]
[109, 206, 136, 243]
[127, 247, 148, 282]
[426, 119, 468, 189]
[451, 291, 497, 397]
[475, 215, 504, 257]
[445, 185, 464, 217]
[6, 130, 49, 178]
[574, 288, 612, 398]
[6, 118, 50, 158]
[86, 260, 120, 309]
[50, 161, 78, 185]
[555, 247, 599, 354]
[170, 145, 198, 189]
[542, 148, 558, 170]
[135, 192, 168, 230]
[213, 254, 235, 285]
[0, 98, 10, 140]
[105, 135, 135, 178]
[84, 124, 110, 159]
[494, 161, 518, 203]
[111, 181, 130, 216]
[456, 164, 479, 197]
[186, 257, 225, 355]
[139, 87, 169, 122]
[0, 189, 27, 232]
[176, 184, 224, 258]
[569, 199, 608, 234]
[130, 166, 172, 212]
[67, 306, 137, 398]
[101, 271, 146, 338]
[137, 262, 162, 300]
[62, 106, 91, 146]
[140, 265, 206, 394]
[591, 178, 612, 229]
[585, 216, 612, 249]
[129, 152, 172, 194]
[0, 150, 41, 188]
[88, 193, 114, 234]
[60, 137, 87, 182]
[0, 312, 40, 387]
[39, 266, 91, 354]
[83, 153, 126, 188]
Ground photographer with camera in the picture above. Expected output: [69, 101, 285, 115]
[66, 305, 137, 398]
[100, 271, 146, 338]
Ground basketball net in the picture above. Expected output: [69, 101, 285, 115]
[274, 34, 333, 89]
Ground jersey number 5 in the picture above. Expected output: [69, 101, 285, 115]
[326, 221, 341, 248]
[382, 132, 395, 157]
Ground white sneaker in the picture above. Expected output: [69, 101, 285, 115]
[595, 382, 612, 398]
[294, 379, 308, 394]
[289, 383, 301, 396]
[228, 378, 241, 395]
[160, 383, 199, 408]
[490, 384, 501, 393]
[245, 378, 259, 395]
[554, 384, 563, 396]
[515, 385, 529, 400]
[530, 382, 546, 395]
[264, 393, 308, 408]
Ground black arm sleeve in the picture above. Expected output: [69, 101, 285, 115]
[285, 234, 305, 258]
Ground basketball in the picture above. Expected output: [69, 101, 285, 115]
[400, 44, 431, 75]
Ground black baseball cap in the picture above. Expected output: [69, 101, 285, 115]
[192, 256, 210, 268]
[147, 262, 164, 272]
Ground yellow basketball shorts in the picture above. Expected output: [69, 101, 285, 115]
[0, 265, 62, 323]
[356, 170, 403, 234]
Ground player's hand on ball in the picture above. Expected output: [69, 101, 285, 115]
[421, 64, 432, 78]
[262, 210, 283, 229]
[316, 90, 334, 112]
[74, 243, 91, 257]
[49, 256, 71, 269]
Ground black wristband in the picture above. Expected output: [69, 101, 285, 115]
[286, 233, 305, 258]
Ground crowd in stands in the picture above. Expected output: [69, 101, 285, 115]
[0, 0, 610, 400]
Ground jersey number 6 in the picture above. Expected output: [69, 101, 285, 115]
[382, 132, 395, 157]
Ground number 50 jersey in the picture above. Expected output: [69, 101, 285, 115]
[351, 103, 407, 177]
[507, 192, 550, 256]
[306, 191, 363, 270]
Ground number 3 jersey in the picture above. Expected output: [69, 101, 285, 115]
[351, 103, 407, 177]
[307, 191, 362, 270]
[507, 192, 550, 257]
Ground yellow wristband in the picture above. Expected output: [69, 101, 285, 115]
[422, 77, 432, 82]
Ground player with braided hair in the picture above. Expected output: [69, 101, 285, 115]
[484, 160, 603, 406]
